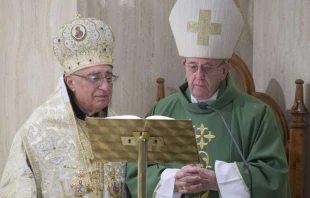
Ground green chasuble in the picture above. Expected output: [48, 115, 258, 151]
[126, 75, 290, 198]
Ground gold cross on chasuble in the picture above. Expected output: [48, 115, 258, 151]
[196, 123, 215, 150]
[187, 10, 222, 46]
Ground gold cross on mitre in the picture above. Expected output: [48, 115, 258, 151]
[187, 10, 222, 46]
[75, 12, 81, 19]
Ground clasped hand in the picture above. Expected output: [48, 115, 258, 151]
[174, 164, 219, 194]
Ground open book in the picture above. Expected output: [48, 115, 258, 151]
[105, 115, 175, 120]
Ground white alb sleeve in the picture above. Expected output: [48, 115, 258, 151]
[215, 160, 250, 198]
[154, 169, 182, 198]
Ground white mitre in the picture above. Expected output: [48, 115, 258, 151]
[169, 0, 244, 59]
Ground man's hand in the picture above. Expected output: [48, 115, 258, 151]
[174, 165, 219, 194]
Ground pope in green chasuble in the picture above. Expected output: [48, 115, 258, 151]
[126, 75, 290, 198]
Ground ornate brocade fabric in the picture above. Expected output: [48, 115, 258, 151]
[0, 77, 127, 198]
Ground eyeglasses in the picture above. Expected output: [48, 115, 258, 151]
[71, 73, 118, 85]
[187, 60, 227, 75]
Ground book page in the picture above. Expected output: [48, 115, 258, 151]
[105, 115, 174, 120]
[105, 115, 141, 119]
[145, 115, 174, 120]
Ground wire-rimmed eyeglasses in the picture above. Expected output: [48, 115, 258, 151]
[187, 60, 227, 75]
[71, 73, 118, 85]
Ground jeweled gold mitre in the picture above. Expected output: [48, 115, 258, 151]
[53, 17, 115, 74]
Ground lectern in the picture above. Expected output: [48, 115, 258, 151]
[85, 117, 199, 198]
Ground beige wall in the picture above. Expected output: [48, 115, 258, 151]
[0, 0, 309, 196]
[253, 0, 310, 196]
[0, 0, 76, 178]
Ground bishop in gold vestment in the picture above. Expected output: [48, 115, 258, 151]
[0, 16, 127, 198]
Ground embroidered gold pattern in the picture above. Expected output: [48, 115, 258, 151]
[201, 191, 210, 198]
[37, 132, 72, 164]
[70, 169, 89, 197]
[88, 167, 103, 198]
[16, 83, 127, 197]
[193, 191, 209, 198]
[53, 18, 115, 74]
[74, 118, 103, 196]
[75, 118, 127, 197]
[196, 124, 215, 149]
[196, 151, 211, 169]
[107, 166, 122, 198]
[194, 123, 216, 198]
[187, 10, 222, 46]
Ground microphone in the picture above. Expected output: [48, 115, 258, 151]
[198, 102, 253, 198]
